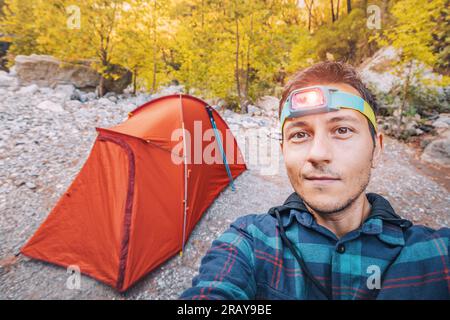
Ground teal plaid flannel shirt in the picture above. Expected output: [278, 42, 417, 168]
[180, 192, 450, 300]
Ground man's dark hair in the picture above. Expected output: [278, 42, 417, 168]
[279, 61, 378, 146]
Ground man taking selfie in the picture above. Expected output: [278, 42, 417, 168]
[180, 61, 450, 300]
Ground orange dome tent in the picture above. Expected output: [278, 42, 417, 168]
[21, 94, 247, 292]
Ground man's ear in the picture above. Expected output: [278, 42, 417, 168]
[371, 132, 383, 168]
[279, 136, 285, 154]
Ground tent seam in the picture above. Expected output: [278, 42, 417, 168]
[98, 134, 135, 291]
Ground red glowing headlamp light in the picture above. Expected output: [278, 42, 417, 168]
[290, 87, 326, 110]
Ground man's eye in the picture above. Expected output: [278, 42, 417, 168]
[289, 132, 309, 141]
[335, 127, 353, 136]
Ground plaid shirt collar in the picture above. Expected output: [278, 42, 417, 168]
[275, 192, 410, 247]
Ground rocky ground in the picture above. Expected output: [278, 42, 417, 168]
[0, 70, 449, 299]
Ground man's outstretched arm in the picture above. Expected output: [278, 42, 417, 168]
[179, 216, 257, 300]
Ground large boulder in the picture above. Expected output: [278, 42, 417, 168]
[101, 64, 132, 94]
[420, 114, 450, 168]
[358, 46, 400, 93]
[359, 46, 447, 97]
[431, 113, 450, 129]
[255, 96, 280, 117]
[14, 54, 132, 94]
[15, 55, 100, 90]
[421, 133, 450, 168]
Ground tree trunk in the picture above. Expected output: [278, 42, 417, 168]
[98, 76, 106, 97]
[133, 67, 137, 95]
[330, 0, 336, 22]
[244, 13, 253, 107]
[152, 58, 157, 94]
[382, 0, 389, 20]
[397, 61, 413, 138]
[98, 49, 109, 97]
[347, 0, 351, 13]
[98, 55, 108, 97]
[362, 0, 368, 16]
[234, 6, 246, 114]
[151, 0, 157, 94]
[186, 59, 190, 94]
[336, 0, 340, 20]
[305, 0, 315, 32]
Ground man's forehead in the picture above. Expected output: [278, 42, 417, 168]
[284, 108, 366, 131]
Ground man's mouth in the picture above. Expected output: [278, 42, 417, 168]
[304, 175, 341, 184]
[305, 175, 340, 180]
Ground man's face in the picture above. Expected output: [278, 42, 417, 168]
[281, 83, 383, 215]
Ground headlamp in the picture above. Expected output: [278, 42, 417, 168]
[280, 85, 377, 134]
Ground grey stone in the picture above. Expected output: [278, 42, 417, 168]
[86, 92, 97, 101]
[8, 66, 17, 77]
[64, 100, 82, 109]
[25, 182, 36, 189]
[54, 84, 76, 100]
[36, 100, 65, 113]
[39, 87, 55, 95]
[98, 97, 112, 106]
[18, 84, 39, 96]
[247, 104, 262, 116]
[255, 96, 279, 113]
[108, 96, 118, 103]
[421, 136, 450, 168]
[432, 120, 450, 129]
[0, 73, 14, 87]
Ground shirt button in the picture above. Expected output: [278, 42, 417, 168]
[336, 244, 346, 254]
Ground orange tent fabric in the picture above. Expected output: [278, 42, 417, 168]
[21, 94, 247, 291]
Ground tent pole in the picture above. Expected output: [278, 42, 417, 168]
[180, 95, 188, 257]
[205, 106, 236, 191]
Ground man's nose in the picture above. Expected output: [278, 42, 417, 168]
[306, 132, 333, 165]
